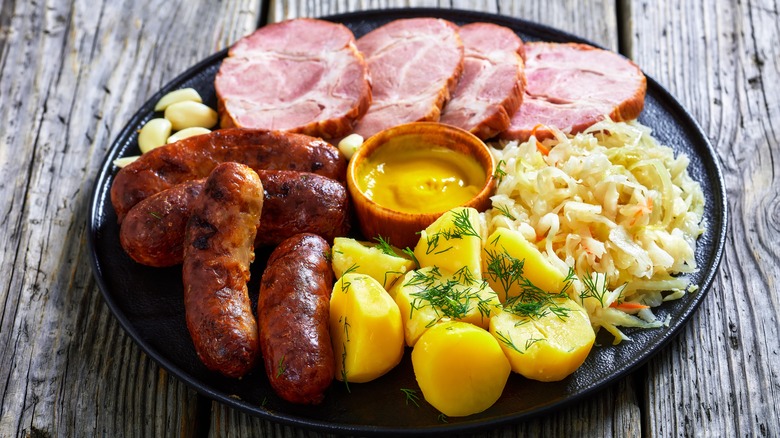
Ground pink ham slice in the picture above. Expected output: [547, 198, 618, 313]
[352, 18, 464, 139]
[215, 18, 371, 139]
[439, 22, 526, 140]
[500, 42, 646, 141]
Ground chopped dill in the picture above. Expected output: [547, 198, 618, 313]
[400, 388, 420, 407]
[495, 330, 544, 354]
[495, 330, 522, 354]
[485, 247, 575, 320]
[402, 247, 420, 268]
[149, 211, 162, 220]
[579, 271, 609, 307]
[339, 264, 359, 293]
[383, 270, 403, 289]
[493, 159, 507, 184]
[341, 345, 350, 393]
[494, 204, 517, 221]
[423, 209, 480, 255]
[275, 355, 286, 378]
[406, 268, 493, 325]
[451, 265, 478, 286]
[374, 235, 399, 257]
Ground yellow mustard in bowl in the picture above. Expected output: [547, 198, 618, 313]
[356, 146, 486, 214]
[346, 122, 496, 249]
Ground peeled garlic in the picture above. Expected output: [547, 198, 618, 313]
[138, 118, 172, 153]
[113, 156, 140, 168]
[164, 101, 218, 131]
[338, 133, 364, 160]
[154, 88, 202, 112]
[167, 127, 211, 144]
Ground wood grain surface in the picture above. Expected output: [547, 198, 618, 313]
[0, 0, 776, 437]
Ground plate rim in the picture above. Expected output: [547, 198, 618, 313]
[86, 7, 729, 436]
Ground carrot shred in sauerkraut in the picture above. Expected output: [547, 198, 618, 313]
[482, 118, 706, 343]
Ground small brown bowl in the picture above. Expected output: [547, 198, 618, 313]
[346, 122, 497, 250]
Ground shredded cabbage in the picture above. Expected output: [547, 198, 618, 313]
[483, 118, 706, 343]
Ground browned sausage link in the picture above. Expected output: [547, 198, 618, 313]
[253, 171, 350, 247]
[120, 171, 350, 267]
[110, 128, 346, 222]
[182, 162, 264, 378]
[258, 233, 335, 404]
[120, 179, 204, 267]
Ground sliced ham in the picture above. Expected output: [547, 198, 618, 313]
[215, 18, 371, 139]
[500, 42, 646, 141]
[352, 18, 464, 139]
[439, 22, 526, 140]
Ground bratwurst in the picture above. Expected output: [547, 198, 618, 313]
[110, 128, 346, 222]
[258, 233, 335, 404]
[120, 170, 350, 267]
[182, 162, 263, 378]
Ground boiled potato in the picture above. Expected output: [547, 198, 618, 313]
[412, 321, 510, 417]
[390, 267, 500, 347]
[330, 273, 404, 383]
[414, 207, 483, 282]
[489, 297, 595, 382]
[482, 228, 569, 302]
[332, 237, 416, 289]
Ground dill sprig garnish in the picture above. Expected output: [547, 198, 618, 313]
[401, 247, 420, 268]
[423, 209, 480, 255]
[339, 264, 359, 293]
[494, 204, 517, 221]
[374, 235, 400, 256]
[493, 159, 507, 184]
[400, 388, 420, 407]
[275, 355, 286, 378]
[494, 330, 544, 354]
[484, 247, 525, 302]
[405, 268, 493, 326]
[579, 271, 608, 307]
[485, 246, 575, 320]
[340, 345, 350, 393]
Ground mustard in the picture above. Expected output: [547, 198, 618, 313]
[357, 146, 485, 214]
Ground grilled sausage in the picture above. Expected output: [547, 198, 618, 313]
[110, 128, 346, 222]
[182, 162, 263, 378]
[258, 233, 335, 404]
[120, 170, 350, 267]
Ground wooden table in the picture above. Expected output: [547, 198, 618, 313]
[1, 0, 777, 436]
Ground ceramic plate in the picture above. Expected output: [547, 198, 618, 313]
[87, 8, 728, 436]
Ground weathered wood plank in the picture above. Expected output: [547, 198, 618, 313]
[629, 0, 780, 436]
[0, 0, 260, 436]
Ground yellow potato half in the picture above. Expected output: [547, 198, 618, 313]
[482, 228, 569, 302]
[332, 237, 416, 290]
[489, 297, 595, 382]
[414, 207, 483, 282]
[390, 267, 500, 347]
[412, 321, 511, 417]
[330, 273, 404, 383]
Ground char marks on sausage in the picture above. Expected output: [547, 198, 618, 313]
[120, 171, 350, 267]
[215, 18, 371, 139]
[439, 22, 526, 140]
[352, 18, 464, 139]
[182, 162, 263, 378]
[258, 233, 335, 405]
[110, 128, 345, 223]
[500, 42, 646, 141]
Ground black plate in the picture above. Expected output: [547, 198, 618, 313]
[87, 8, 728, 436]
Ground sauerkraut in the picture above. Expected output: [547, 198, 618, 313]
[482, 119, 706, 343]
